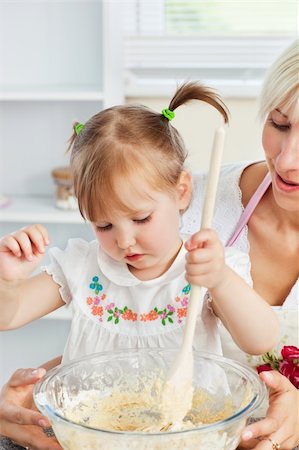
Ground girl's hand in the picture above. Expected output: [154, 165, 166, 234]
[0, 224, 49, 281]
[0, 367, 62, 450]
[239, 371, 299, 450]
[185, 228, 226, 289]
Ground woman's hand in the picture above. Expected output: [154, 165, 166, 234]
[0, 367, 62, 450]
[0, 224, 49, 281]
[185, 228, 226, 289]
[239, 371, 299, 449]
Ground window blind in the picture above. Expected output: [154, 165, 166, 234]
[123, 0, 297, 97]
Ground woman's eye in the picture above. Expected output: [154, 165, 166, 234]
[270, 119, 290, 132]
[134, 215, 152, 224]
[96, 224, 112, 232]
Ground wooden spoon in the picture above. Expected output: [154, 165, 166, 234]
[160, 125, 226, 428]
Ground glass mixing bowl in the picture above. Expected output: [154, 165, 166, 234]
[34, 349, 265, 450]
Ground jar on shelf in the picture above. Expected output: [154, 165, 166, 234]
[51, 167, 78, 210]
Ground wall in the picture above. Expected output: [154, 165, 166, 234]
[127, 96, 265, 172]
[0, 320, 71, 386]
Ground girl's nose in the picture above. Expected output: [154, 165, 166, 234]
[116, 231, 136, 250]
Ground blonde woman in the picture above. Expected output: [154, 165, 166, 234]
[182, 39, 299, 450]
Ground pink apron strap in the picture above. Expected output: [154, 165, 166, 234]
[227, 172, 271, 247]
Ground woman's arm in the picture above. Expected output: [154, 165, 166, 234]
[0, 358, 63, 450]
[40, 356, 62, 371]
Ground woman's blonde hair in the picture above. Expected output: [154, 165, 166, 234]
[68, 82, 229, 221]
[259, 39, 299, 122]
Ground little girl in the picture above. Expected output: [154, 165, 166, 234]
[0, 82, 278, 364]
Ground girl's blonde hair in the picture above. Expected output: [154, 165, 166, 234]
[68, 82, 229, 221]
[259, 39, 299, 122]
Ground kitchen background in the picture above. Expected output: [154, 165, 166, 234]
[0, 0, 297, 386]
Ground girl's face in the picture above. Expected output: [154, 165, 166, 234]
[92, 174, 191, 281]
[262, 104, 299, 212]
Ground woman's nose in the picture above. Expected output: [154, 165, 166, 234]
[278, 129, 299, 171]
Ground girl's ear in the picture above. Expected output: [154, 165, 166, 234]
[176, 171, 192, 210]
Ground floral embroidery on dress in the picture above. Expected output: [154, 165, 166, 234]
[140, 305, 175, 326]
[89, 276, 103, 294]
[106, 304, 138, 324]
[85, 276, 191, 326]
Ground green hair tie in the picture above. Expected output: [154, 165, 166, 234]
[75, 123, 84, 135]
[161, 108, 175, 121]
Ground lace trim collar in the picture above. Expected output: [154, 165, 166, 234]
[96, 236, 188, 287]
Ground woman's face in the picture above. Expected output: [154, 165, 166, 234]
[262, 104, 299, 211]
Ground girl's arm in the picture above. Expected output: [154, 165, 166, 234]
[0, 224, 65, 330]
[208, 265, 278, 354]
[185, 229, 279, 355]
[0, 272, 64, 330]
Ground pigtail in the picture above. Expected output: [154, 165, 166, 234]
[167, 81, 229, 124]
[67, 121, 81, 153]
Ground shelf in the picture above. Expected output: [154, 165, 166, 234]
[0, 196, 85, 224]
[0, 90, 104, 102]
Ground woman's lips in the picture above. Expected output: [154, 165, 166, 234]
[275, 173, 299, 192]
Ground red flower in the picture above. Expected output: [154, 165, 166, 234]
[257, 345, 299, 389]
[281, 345, 299, 362]
[257, 364, 272, 374]
[279, 360, 299, 389]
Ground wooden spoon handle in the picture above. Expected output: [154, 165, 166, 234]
[182, 125, 226, 352]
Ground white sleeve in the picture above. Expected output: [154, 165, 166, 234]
[181, 162, 252, 246]
[43, 238, 90, 304]
[180, 171, 205, 235]
[202, 246, 252, 322]
[224, 246, 252, 287]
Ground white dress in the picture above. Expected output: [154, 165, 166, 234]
[44, 235, 249, 364]
[182, 161, 299, 371]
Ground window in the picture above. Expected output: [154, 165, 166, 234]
[124, 0, 297, 97]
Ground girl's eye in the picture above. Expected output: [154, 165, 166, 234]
[269, 119, 291, 132]
[134, 215, 152, 224]
[96, 224, 112, 232]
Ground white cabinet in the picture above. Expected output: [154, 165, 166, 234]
[0, 0, 124, 385]
[0, 0, 124, 261]
[0, 0, 124, 199]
